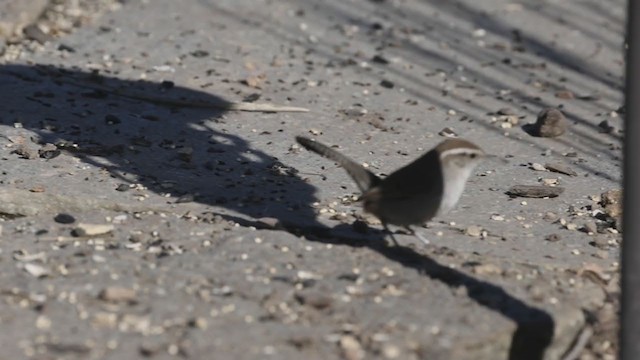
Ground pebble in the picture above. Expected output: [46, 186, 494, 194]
[340, 336, 365, 360]
[555, 90, 575, 99]
[38, 143, 61, 159]
[54, 213, 76, 224]
[530, 163, 546, 171]
[23, 263, 50, 278]
[543, 212, 559, 222]
[98, 287, 137, 303]
[465, 225, 483, 237]
[566, 223, 578, 231]
[294, 291, 332, 310]
[506, 185, 564, 198]
[591, 236, 609, 249]
[380, 79, 395, 88]
[12, 144, 38, 159]
[545, 234, 561, 242]
[383, 344, 401, 359]
[545, 163, 578, 176]
[72, 223, 115, 237]
[472, 28, 486, 37]
[497, 107, 515, 115]
[598, 120, 616, 133]
[472, 263, 502, 275]
[583, 222, 598, 235]
[438, 127, 457, 137]
[532, 108, 568, 137]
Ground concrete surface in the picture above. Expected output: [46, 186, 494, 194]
[0, 0, 624, 359]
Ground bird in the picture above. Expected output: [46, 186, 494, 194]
[295, 136, 485, 245]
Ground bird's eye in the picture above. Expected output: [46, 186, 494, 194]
[470, 153, 477, 159]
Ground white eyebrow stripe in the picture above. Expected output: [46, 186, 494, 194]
[440, 148, 484, 158]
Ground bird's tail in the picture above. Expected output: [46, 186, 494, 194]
[296, 136, 380, 192]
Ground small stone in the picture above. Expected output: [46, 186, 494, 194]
[294, 290, 332, 310]
[93, 312, 118, 328]
[36, 315, 52, 330]
[531, 108, 568, 137]
[105, 114, 121, 125]
[472, 28, 486, 37]
[601, 190, 622, 227]
[541, 178, 559, 186]
[372, 55, 390, 64]
[242, 75, 264, 89]
[501, 115, 520, 125]
[491, 215, 505, 221]
[591, 236, 609, 249]
[23, 24, 52, 44]
[72, 223, 115, 237]
[544, 163, 578, 176]
[438, 127, 457, 137]
[543, 212, 559, 222]
[601, 189, 622, 206]
[380, 79, 395, 88]
[38, 143, 61, 159]
[12, 144, 38, 159]
[340, 336, 365, 360]
[530, 163, 546, 171]
[24, 263, 50, 278]
[54, 213, 76, 224]
[598, 120, 616, 133]
[506, 185, 564, 198]
[555, 90, 575, 99]
[465, 225, 483, 237]
[98, 287, 137, 304]
[115, 183, 131, 192]
[175, 194, 194, 203]
[497, 107, 515, 115]
[177, 147, 193, 162]
[188, 317, 208, 329]
[257, 217, 281, 229]
[583, 222, 598, 235]
[382, 344, 401, 359]
[472, 263, 502, 275]
[545, 234, 561, 242]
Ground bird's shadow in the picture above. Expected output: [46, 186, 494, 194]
[305, 225, 555, 360]
[221, 213, 556, 360]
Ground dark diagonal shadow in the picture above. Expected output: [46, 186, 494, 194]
[216, 213, 556, 360]
[311, 227, 555, 360]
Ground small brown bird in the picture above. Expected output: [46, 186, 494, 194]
[296, 136, 485, 245]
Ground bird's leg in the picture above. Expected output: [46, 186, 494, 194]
[382, 223, 400, 246]
[405, 226, 430, 245]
